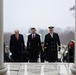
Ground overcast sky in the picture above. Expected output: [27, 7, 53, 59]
[4, 0, 75, 33]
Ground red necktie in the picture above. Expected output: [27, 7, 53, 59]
[16, 35, 18, 40]
[32, 34, 35, 39]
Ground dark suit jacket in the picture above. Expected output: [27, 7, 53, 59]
[44, 33, 60, 62]
[10, 34, 25, 54]
[27, 33, 41, 58]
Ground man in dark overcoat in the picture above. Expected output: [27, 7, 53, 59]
[9, 30, 25, 62]
[27, 28, 41, 62]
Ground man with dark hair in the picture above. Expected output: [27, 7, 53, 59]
[44, 26, 61, 62]
[27, 27, 41, 62]
[9, 30, 25, 62]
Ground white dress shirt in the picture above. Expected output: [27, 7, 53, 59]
[32, 34, 35, 38]
[50, 33, 53, 38]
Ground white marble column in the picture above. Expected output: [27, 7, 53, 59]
[71, 7, 76, 74]
[0, 0, 7, 75]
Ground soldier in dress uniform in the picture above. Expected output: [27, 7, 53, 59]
[27, 28, 41, 62]
[44, 26, 61, 62]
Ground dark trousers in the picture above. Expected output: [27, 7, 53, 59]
[21, 51, 28, 62]
[29, 58, 38, 62]
[12, 53, 22, 62]
[40, 52, 45, 62]
[29, 54, 38, 62]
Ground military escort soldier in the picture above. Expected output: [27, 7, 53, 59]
[44, 26, 61, 62]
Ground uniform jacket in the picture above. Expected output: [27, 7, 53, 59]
[44, 33, 60, 62]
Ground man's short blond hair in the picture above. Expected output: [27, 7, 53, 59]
[14, 30, 19, 33]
